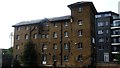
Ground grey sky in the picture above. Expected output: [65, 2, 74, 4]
[0, 0, 119, 49]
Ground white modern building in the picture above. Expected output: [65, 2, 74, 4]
[118, 1, 120, 15]
[0, 49, 2, 68]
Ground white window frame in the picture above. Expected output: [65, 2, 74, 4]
[64, 31, 68, 37]
[78, 43, 82, 49]
[64, 55, 68, 61]
[33, 34, 37, 39]
[78, 30, 82, 36]
[64, 43, 68, 49]
[79, 7, 82, 12]
[53, 44, 57, 49]
[78, 20, 82, 25]
[16, 35, 20, 40]
[53, 32, 57, 38]
[25, 34, 29, 40]
[42, 44, 47, 50]
[16, 45, 19, 50]
[64, 22, 68, 26]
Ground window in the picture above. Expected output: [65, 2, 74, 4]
[53, 55, 57, 61]
[53, 23, 57, 27]
[41, 34, 49, 38]
[42, 54, 47, 65]
[46, 34, 49, 38]
[78, 20, 82, 25]
[44, 23, 49, 26]
[98, 38, 104, 42]
[104, 53, 109, 62]
[64, 31, 68, 37]
[78, 43, 82, 49]
[119, 37, 120, 42]
[104, 14, 111, 17]
[16, 45, 19, 50]
[35, 26, 38, 29]
[106, 37, 109, 42]
[64, 55, 68, 61]
[79, 7, 82, 12]
[64, 43, 68, 49]
[113, 46, 117, 51]
[99, 46, 104, 50]
[16, 55, 19, 60]
[41, 34, 45, 38]
[16, 35, 20, 40]
[78, 30, 82, 36]
[92, 37, 95, 43]
[53, 44, 57, 49]
[106, 30, 109, 34]
[42, 44, 47, 50]
[64, 22, 68, 26]
[42, 54, 47, 61]
[25, 26, 29, 30]
[16, 27, 20, 31]
[98, 30, 104, 34]
[70, 19, 73, 22]
[53, 32, 57, 38]
[25, 34, 29, 40]
[77, 55, 83, 61]
[95, 15, 101, 18]
[33, 34, 37, 39]
[113, 38, 117, 43]
[107, 46, 109, 49]
[106, 22, 109, 26]
[97, 22, 104, 26]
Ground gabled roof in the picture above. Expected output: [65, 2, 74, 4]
[12, 15, 71, 27]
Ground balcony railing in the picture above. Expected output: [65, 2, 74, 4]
[112, 52, 119, 54]
[111, 26, 120, 29]
[111, 43, 120, 45]
[111, 35, 120, 37]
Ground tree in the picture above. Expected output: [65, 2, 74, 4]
[21, 41, 38, 67]
[116, 51, 120, 64]
[12, 59, 21, 68]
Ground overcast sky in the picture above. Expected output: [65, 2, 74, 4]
[0, 0, 120, 49]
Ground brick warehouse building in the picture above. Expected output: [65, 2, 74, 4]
[12, 1, 97, 67]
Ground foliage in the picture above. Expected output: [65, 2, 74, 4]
[21, 41, 38, 66]
[13, 59, 21, 68]
[116, 51, 120, 64]
[7, 47, 13, 54]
